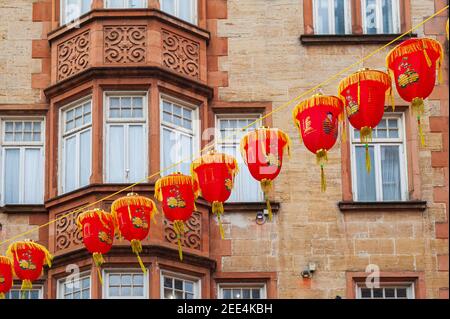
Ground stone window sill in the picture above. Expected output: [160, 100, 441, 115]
[338, 200, 427, 212]
[0, 205, 47, 214]
[223, 202, 280, 214]
[299, 33, 417, 45]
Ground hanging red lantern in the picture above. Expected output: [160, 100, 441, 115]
[76, 209, 115, 284]
[111, 193, 158, 273]
[191, 150, 239, 239]
[239, 127, 291, 221]
[338, 69, 392, 172]
[155, 173, 199, 260]
[6, 240, 52, 291]
[0, 256, 13, 299]
[386, 38, 443, 145]
[292, 94, 343, 192]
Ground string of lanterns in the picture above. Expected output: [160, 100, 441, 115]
[0, 30, 446, 298]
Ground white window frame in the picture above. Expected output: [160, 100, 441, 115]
[6, 285, 44, 299]
[160, 0, 198, 25]
[215, 113, 264, 203]
[104, 91, 148, 183]
[160, 94, 200, 175]
[361, 0, 401, 34]
[104, 0, 148, 8]
[313, 0, 352, 35]
[356, 282, 415, 299]
[57, 271, 92, 299]
[102, 268, 149, 299]
[350, 113, 408, 202]
[160, 270, 201, 299]
[0, 117, 45, 206]
[59, 96, 93, 195]
[60, 0, 92, 25]
[217, 283, 267, 299]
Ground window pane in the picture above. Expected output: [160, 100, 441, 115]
[109, 274, 120, 286]
[365, 0, 377, 34]
[179, 0, 194, 23]
[185, 281, 194, 293]
[396, 288, 407, 298]
[64, 136, 77, 192]
[79, 129, 91, 187]
[164, 288, 174, 299]
[334, 0, 346, 34]
[133, 286, 144, 296]
[186, 293, 194, 299]
[128, 125, 146, 182]
[107, 0, 123, 8]
[129, 0, 145, 8]
[133, 274, 143, 285]
[222, 289, 231, 299]
[315, 0, 330, 34]
[232, 289, 241, 299]
[360, 288, 372, 298]
[161, 0, 176, 16]
[4, 148, 20, 204]
[162, 128, 177, 175]
[179, 134, 193, 175]
[355, 146, 377, 201]
[23, 148, 42, 204]
[174, 290, 183, 299]
[82, 289, 90, 299]
[109, 286, 120, 296]
[108, 125, 125, 182]
[164, 277, 173, 288]
[174, 279, 183, 290]
[373, 288, 383, 298]
[122, 275, 132, 285]
[381, 146, 401, 201]
[382, 0, 394, 33]
[242, 289, 251, 299]
[385, 288, 395, 298]
[121, 286, 132, 296]
[252, 289, 261, 299]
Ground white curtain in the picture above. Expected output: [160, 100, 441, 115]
[24, 148, 43, 203]
[315, 0, 330, 34]
[381, 145, 401, 200]
[128, 125, 145, 182]
[108, 125, 125, 183]
[162, 127, 176, 176]
[64, 135, 77, 193]
[79, 129, 91, 188]
[355, 145, 377, 201]
[161, 0, 176, 15]
[179, 133, 192, 175]
[179, 0, 193, 23]
[4, 149, 20, 204]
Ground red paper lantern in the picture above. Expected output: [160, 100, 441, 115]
[387, 38, 443, 145]
[111, 193, 158, 273]
[6, 240, 52, 291]
[292, 94, 343, 191]
[191, 150, 239, 239]
[155, 173, 199, 260]
[0, 256, 13, 299]
[338, 69, 392, 172]
[77, 209, 115, 284]
[239, 127, 291, 220]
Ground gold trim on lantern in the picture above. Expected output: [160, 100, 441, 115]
[6, 240, 53, 269]
[337, 69, 392, 98]
[154, 173, 199, 202]
[111, 193, 159, 225]
[239, 127, 292, 165]
[0, 256, 12, 266]
[76, 208, 114, 230]
[292, 95, 343, 129]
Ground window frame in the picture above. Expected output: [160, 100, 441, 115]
[214, 113, 264, 203]
[57, 271, 92, 299]
[356, 282, 415, 299]
[160, 0, 198, 25]
[0, 116, 46, 206]
[159, 94, 200, 176]
[103, 91, 149, 183]
[160, 270, 201, 299]
[5, 285, 44, 299]
[350, 113, 408, 202]
[217, 283, 267, 299]
[312, 0, 352, 35]
[102, 268, 149, 299]
[104, 0, 148, 9]
[59, 96, 93, 195]
[361, 0, 401, 34]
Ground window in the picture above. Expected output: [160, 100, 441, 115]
[161, 272, 200, 299]
[218, 283, 266, 299]
[58, 273, 91, 299]
[105, 0, 146, 8]
[313, 0, 351, 35]
[61, 0, 92, 24]
[5, 286, 43, 299]
[60, 98, 92, 194]
[0, 118, 44, 205]
[350, 114, 407, 201]
[103, 270, 147, 299]
[160, 97, 199, 176]
[161, 0, 197, 24]
[362, 0, 400, 34]
[105, 93, 147, 183]
[356, 283, 414, 299]
[216, 115, 263, 202]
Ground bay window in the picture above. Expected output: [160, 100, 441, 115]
[160, 97, 199, 176]
[105, 0, 146, 8]
[362, 0, 400, 34]
[313, 0, 352, 35]
[216, 115, 263, 203]
[105, 93, 147, 183]
[350, 114, 407, 201]
[0, 118, 44, 205]
[60, 98, 92, 194]
[61, 0, 92, 25]
[161, 0, 197, 24]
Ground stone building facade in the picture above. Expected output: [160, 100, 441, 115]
[0, 0, 448, 299]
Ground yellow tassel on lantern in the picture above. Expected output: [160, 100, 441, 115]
[360, 126, 373, 173]
[316, 149, 328, 192]
[212, 201, 225, 240]
[131, 239, 146, 274]
[260, 179, 273, 221]
[21, 279, 32, 291]
[0, 292, 4, 299]
[92, 252, 105, 285]
[411, 97, 425, 147]
[173, 220, 186, 261]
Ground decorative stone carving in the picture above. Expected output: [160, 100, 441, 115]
[164, 211, 201, 250]
[162, 29, 200, 78]
[104, 26, 147, 64]
[55, 210, 83, 252]
[57, 31, 90, 81]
